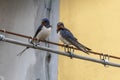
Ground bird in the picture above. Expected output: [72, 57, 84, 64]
[31, 18, 51, 44]
[17, 18, 51, 56]
[57, 22, 91, 54]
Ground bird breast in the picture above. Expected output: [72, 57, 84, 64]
[58, 31, 71, 45]
[36, 26, 51, 40]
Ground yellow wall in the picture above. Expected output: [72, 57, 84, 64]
[59, 0, 120, 80]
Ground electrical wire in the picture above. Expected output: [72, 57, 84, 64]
[0, 29, 120, 60]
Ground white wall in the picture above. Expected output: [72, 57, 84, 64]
[0, 0, 59, 80]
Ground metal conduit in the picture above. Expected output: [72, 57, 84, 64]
[0, 34, 120, 68]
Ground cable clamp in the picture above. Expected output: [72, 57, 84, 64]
[0, 35, 5, 41]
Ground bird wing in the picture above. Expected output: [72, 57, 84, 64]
[33, 25, 42, 38]
[60, 28, 77, 41]
[60, 28, 91, 53]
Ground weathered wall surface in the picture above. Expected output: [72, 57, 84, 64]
[0, 0, 59, 80]
[59, 0, 120, 80]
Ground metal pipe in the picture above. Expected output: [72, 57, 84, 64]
[1, 29, 120, 60]
[0, 34, 120, 67]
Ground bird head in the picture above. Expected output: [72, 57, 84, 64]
[57, 22, 64, 29]
[57, 22, 64, 33]
[42, 18, 50, 26]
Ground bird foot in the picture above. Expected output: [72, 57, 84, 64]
[32, 42, 41, 46]
[63, 45, 74, 59]
[64, 45, 74, 53]
[67, 51, 73, 59]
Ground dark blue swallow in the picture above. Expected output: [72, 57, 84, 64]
[57, 22, 91, 54]
[17, 18, 51, 56]
[32, 18, 51, 43]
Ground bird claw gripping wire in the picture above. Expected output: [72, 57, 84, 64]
[100, 53, 109, 67]
[64, 45, 74, 59]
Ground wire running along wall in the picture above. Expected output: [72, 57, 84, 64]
[0, 29, 120, 68]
